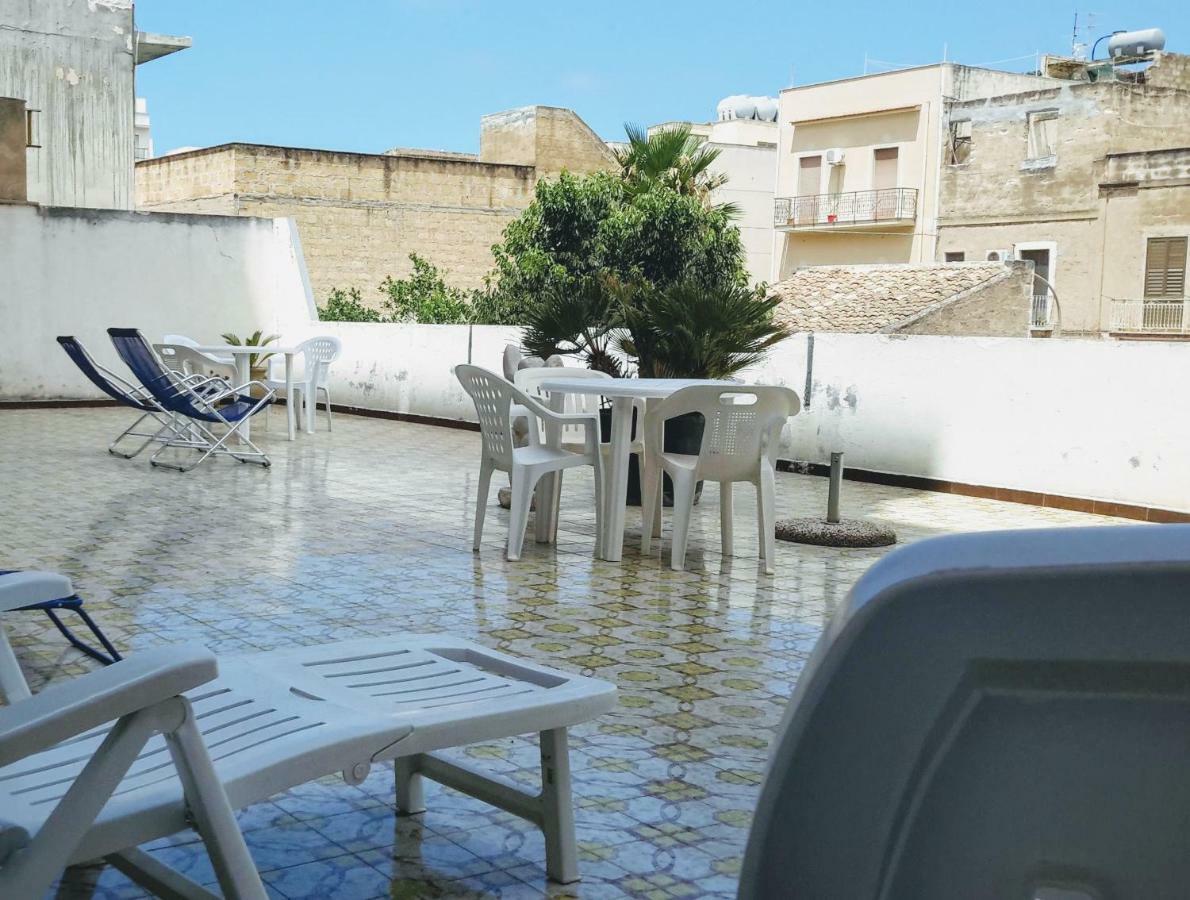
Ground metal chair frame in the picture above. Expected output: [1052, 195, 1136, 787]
[107, 329, 274, 473]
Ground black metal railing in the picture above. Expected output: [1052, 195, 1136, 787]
[773, 188, 918, 228]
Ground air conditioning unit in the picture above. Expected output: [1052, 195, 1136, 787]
[986, 249, 1015, 262]
[824, 148, 846, 166]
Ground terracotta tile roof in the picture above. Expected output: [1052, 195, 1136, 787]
[768, 262, 1011, 333]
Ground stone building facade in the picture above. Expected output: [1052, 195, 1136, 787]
[136, 106, 616, 304]
[937, 52, 1190, 337]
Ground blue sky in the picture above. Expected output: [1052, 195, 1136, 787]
[134, 1, 1185, 156]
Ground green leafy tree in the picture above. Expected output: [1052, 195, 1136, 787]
[317, 287, 383, 323]
[379, 254, 471, 324]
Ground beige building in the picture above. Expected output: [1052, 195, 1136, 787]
[648, 96, 779, 285]
[136, 106, 615, 303]
[0, 0, 188, 209]
[772, 64, 1051, 282]
[937, 52, 1190, 337]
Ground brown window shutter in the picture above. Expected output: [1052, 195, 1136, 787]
[1145, 237, 1187, 298]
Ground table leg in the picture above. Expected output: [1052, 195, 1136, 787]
[285, 354, 296, 441]
[236, 356, 252, 442]
[647, 398, 662, 539]
[602, 396, 634, 562]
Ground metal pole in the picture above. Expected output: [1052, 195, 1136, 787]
[827, 452, 843, 524]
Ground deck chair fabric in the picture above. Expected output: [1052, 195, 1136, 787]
[0, 631, 616, 896]
[107, 328, 274, 472]
[56, 336, 179, 459]
[0, 572, 121, 688]
[739, 524, 1190, 900]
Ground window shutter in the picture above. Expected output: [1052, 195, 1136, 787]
[1145, 237, 1188, 298]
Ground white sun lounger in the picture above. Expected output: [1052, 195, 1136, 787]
[0, 620, 616, 898]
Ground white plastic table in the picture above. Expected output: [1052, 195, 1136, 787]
[538, 378, 737, 562]
[194, 344, 305, 441]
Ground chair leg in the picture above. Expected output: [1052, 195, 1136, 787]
[506, 466, 536, 561]
[759, 464, 777, 575]
[43, 606, 122, 664]
[669, 472, 697, 572]
[591, 454, 604, 559]
[473, 458, 494, 552]
[641, 458, 661, 554]
[165, 704, 268, 900]
[321, 387, 333, 431]
[719, 481, 734, 557]
[394, 756, 426, 814]
[540, 727, 579, 884]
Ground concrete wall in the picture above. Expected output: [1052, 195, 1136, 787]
[479, 106, 616, 179]
[938, 68, 1190, 334]
[708, 142, 776, 285]
[748, 332, 1190, 513]
[0, 0, 136, 209]
[0, 203, 312, 400]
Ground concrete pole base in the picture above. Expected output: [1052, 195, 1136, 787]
[775, 517, 897, 548]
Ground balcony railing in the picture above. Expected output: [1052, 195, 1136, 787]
[1110, 299, 1190, 334]
[773, 188, 917, 229]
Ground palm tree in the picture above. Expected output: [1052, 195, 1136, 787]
[612, 123, 736, 215]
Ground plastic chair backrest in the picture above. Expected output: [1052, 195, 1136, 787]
[154, 343, 230, 380]
[298, 335, 342, 387]
[645, 385, 799, 483]
[455, 365, 530, 468]
[502, 344, 522, 381]
[162, 333, 200, 349]
[739, 524, 1190, 900]
[515, 367, 608, 446]
[55, 336, 156, 412]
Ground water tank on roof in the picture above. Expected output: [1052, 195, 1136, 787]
[754, 97, 778, 121]
[1108, 28, 1166, 58]
[732, 97, 758, 120]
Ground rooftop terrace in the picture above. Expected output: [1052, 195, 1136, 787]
[1, 407, 1129, 900]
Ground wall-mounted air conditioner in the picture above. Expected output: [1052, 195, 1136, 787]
[986, 249, 1015, 262]
[824, 148, 846, 166]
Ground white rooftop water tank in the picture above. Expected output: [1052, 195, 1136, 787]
[1108, 28, 1166, 58]
[716, 95, 779, 122]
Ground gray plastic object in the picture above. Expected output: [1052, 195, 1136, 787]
[739, 524, 1190, 900]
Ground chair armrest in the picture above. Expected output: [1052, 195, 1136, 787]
[0, 571, 73, 612]
[0, 646, 217, 768]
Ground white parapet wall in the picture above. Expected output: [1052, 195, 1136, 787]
[0, 203, 314, 399]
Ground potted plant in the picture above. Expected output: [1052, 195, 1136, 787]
[221, 330, 279, 396]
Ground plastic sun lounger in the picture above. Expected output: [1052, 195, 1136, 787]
[0, 628, 616, 897]
[739, 523, 1190, 900]
[0, 571, 122, 690]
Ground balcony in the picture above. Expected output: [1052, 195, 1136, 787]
[1110, 299, 1190, 335]
[773, 187, 917, 230]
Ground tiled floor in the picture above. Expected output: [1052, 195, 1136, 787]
[0, 407, 1129, 899]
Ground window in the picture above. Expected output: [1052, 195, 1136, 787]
[944, 251, 966, 262]
[797, 155, 822, 197]
[1144, 237, 1188, 298]
[947, 120, 971, 165]
[873, 147, 899, 190]
[1026, 110, 1059, 161]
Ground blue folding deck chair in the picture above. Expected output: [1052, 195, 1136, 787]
[0, 572, 121, 682]
[739, 524, 1190, 900]
[107, 328, 274, 473]
[56, 336, 180, 460]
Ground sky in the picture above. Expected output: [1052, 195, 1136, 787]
[134, 1, 1186, 157]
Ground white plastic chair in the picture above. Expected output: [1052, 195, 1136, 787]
[162, 333, 234, 367]
[641, 385, 800, 573]
[740, 524, 1190, 899]
[153, 343, 238, 384]
[514, 366, 645, 458]
[265, 335, 341, 433]
[455, 365, 604, 561]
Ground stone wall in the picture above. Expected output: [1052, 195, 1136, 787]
[0, 97, 26, 202]
[938, 63, 1190, 334]
[137, 106, 615, 305]
[898, 262, 1032, 337]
